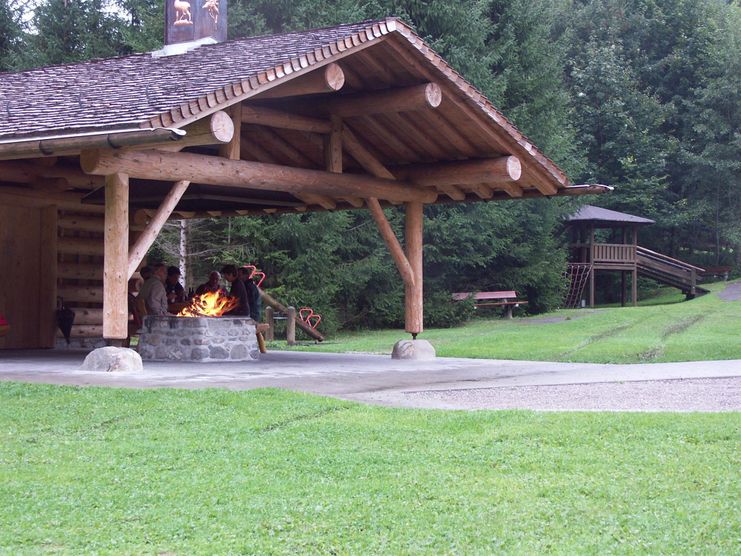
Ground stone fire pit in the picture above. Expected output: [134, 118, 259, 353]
[138, 315, 259, 362]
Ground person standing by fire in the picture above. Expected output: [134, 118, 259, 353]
[140, 263, 170, 316]
[238, 266, 262, 321]
[221, 265, 250, 317]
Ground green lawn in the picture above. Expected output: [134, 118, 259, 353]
[282, 281, 741, 363]
[1, 383, 738, 554]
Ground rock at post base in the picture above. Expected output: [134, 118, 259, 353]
[391, 339, 436, 360]
[80, 347, 143, 372]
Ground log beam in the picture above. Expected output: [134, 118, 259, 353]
[0, 160, 104, 189]
[80, 149, 436, 204]
[127, 180, 191, 279]
[103, 173, 129, 341]
[393, 157, 522, 187]
[318, 83, 442, 118]
[404, 200, 424, 336]
[255, 63, 345, 99]
[241, 105, 332, 134]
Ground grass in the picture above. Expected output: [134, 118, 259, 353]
[1, 383, 739, 554]
[281, 281, 741, 363]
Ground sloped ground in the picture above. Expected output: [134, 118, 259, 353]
[288, 280, 741, 363]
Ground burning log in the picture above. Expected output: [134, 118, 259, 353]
[177, 290, 239, 317]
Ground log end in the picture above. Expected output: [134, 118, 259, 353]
[79, 149, 102, 175]
[324, 63, 346, 92]
[506, 156, 522, 181]
[209, 110, 236, 144]
[425, 83, 443, 109]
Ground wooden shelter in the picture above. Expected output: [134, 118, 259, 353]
[0, 18, 607, 349]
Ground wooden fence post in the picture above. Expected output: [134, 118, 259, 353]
[286, 306, 296, 345]
[265, 306, 274, 341]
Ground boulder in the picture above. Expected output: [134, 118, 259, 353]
[80, 347, 143, 372]
[391, 339, 436, 360]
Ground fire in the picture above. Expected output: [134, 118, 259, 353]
[177, 290, 239, 317]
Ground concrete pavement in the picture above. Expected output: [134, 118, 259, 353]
[0, 349, 739, 410]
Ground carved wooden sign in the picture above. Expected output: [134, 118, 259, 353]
[165, 0, 227, 45]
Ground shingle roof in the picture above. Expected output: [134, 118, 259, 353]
[0, 17, 574, 194]
[0, 20, 381, 139]
[567, 205, 654, 225]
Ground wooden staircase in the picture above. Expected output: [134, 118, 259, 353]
[636, 246, 707, 298]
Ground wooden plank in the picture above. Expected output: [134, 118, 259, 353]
[81, 149, 437, 204]
[0, 187, 101, 212]
[58, 285, 104, 304]
[103, 173, 129, 340]
[58, 237, 104, 256]
[58, 215, 104, 232]
[65, 307, 104, 325]
[56, 324, 104, 338]
[58, 262, 104, 281]
[0, 204, 42, 348]
[38, 205, 58, 348]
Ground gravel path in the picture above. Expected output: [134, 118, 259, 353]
[718, 281, 741, 301]
[375, 377, 741, 412]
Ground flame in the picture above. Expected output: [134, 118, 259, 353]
[177, 290, 239, 317]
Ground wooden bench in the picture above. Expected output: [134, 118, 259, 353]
[452, 291, 528, 319]
[701, 266, 732, 281]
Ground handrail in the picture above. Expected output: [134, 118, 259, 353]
[636, 246, 705, 272]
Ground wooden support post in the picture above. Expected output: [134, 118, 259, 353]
[103, 172, 129, 341]
[589, 268, 595, 308]
[621, 270, 627, 307]
[264, 306, 275, 341]
[286, 306, 296, 346]
[127, 180, 190, 279]
[325, 115, 343, 173]
[632, 268, 638, 307]
[405, 201, 424, 337]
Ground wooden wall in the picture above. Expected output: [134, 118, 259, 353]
[56, 210, 105, 342]
[0, 203, 57, 348]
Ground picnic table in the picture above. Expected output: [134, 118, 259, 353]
[452, 290, 528, 319]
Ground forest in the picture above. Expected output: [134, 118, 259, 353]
[1, 0, 738, 333]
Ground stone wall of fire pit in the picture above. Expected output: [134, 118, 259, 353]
[138, 316, 259, 362]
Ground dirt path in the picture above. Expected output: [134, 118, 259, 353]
[718, 281, 741, 301]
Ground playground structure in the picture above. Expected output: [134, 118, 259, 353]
[564, 205, 706, 308]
